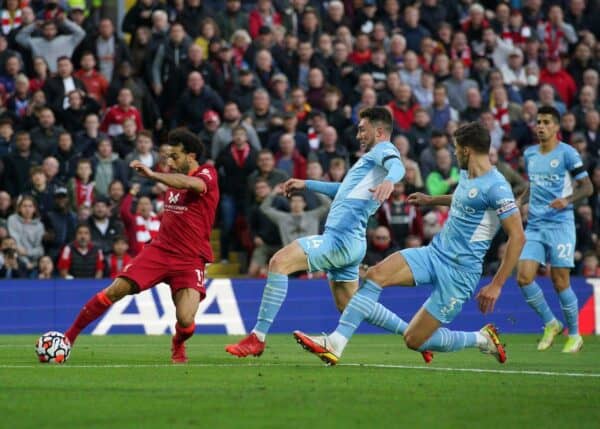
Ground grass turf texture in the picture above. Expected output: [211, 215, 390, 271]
[1, 334, 599, 429]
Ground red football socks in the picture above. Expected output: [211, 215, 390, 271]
[65, 291, 113, 344]
[173, 322, 195, 344]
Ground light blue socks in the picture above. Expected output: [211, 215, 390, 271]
[416, 328, 479, 352]
[520, 282, 556, 325]
[253, 272, 288, 338]
[558, 287, 579, 336]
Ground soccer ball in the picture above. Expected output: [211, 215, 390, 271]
[35, 331, 71, 364]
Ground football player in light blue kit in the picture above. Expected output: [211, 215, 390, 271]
[294, 122, 526, 365]
[226, 107, 415, 358]
[516, 106, 593, 353]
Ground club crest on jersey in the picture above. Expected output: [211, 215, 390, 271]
[168, 191, 180, 204]
[550, 159, 559, 168]
[468, 188, 478, 198]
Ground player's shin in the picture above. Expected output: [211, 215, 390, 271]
[329, 279, 382, 354]
[558, 287, 579, 336]
[520, 282, 556, 325]
[252, 272, 289, 341]
[365, 303, 408, 335]
[64, 291, 113, 345]
[415, 328, 481, 353]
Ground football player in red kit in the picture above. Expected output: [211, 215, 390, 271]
[63, 128, 219, 363]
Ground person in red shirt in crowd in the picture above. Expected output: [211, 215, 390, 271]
[119, 182, 160, 256]
[248, 0, 282, 39]
[63, 128, 219, 364]
[349, 33, 372, 66]
[100, 87, 143, 136]
[57, 223, 104, 279]
[274, 132, 307, 180]
[387, 82, 419, 131]
[105, 236, 132, 279]
[539, 55, 577, 108]
[74, 51, 109, 106]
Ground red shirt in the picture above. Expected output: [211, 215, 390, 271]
[74, 69, 109, 105]
[152, 164, 219, 262]
[100, 105, 143, 136]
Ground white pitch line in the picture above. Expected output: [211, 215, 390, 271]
[0, 362, 599, 378]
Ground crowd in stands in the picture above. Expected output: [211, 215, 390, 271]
[0, 0, 599, 280]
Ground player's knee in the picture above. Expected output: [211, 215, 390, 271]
[403, 333, 423, 351]
[176, 314, 195, 328]
[550, 272, 570, 291]
[365, 265, 387, 287]
[104, 278, 134, 302]
[333, 296, 349, 313]
[516, 271, 534, 287]
[268, 253, 286, 274]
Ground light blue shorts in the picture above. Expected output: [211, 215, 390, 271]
[400, 246, 481, 324]
[520, 224, 576, 268]
[296, 232, 366, 282]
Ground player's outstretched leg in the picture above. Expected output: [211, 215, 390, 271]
[518, 261, 562, 350]
[64, 278, 134, 345]
[226, 242, 308, 358]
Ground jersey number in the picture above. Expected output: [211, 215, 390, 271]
[557, 244, 572, 259]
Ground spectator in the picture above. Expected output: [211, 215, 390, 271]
[119, 183, 160, 256]
[428, 83, 459, 131]
[215, 125, 258, 262]
[53, 131, 80, 183]
[0, 117, 13, 156]
[67, 158, 95, 211]
[5, 73, 30, 119]
[34, 255, 56, 279]
[2, 130, 41, 197]
[378, 181, 423, 245]
[88, 196, 124, 255]
[259, 184, 330, 245]
[316, 126, 348, 172]
[444, 59, 479, 113]
[582, 251, 600, 277]
[101, 87, 143, 136]
[426, 147, 459, 196]
[0, 52, 22, 95]
[122, 0, 165, 37]
[324, 157, 347, 183]
[173, 71, 223, 133]
[362, 225, 399, 269]
[489, 147, 527, 196]
[92, 138, 128, 197]
[0, 236, 29, 278]
[43, 56, 85, 112]
[247, 178, 283, 277]
[247, 149, 289, 202]
[29, 56, 49, 93]
[461, 87, 485, 122]
[26, 165, 54, 215]
[76, 18, 130, 82]
[245, 87, 277, 146]
[57, 223, 104, 279]
[179, 43, 221, 97]
[112, 117, 138, 159]
[107, 180, 125, 219]
[41, 187, 77, 261]
[419, 130, 454, 179]
[74, 113, 108, 158]
[30, 107, 64, 157]
[197, 110, 220, 157]
[249, 0, 282, 39]
[537, 5, 577, 59]
[125, 131, 159, 193]
[59, 89, 101, 134]
[275, 132, 307, 179]
[16, 17, 85, 74]
[215, 0, 248, 42]
[151, 22, 191, 104]
[7, 194, 44, 269]
[539, 55, 577, 108]
[387, 83, 419, 132]
[73, 52, 109, 106]
[105, 235, 132, 279]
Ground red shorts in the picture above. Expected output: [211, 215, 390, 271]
[118, 245, 206, 299]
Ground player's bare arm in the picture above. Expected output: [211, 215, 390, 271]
[282, 178, 305, 196]
[407, 192, 453, 206]
[516, 184, 530, 207]
[129, 160, 207, 194]
[549, 176, 593, 209]
[476, 212, 525, 314]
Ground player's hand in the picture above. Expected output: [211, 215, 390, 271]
[369, 180, 394, 203]
[549, 197, 569, 210]
[407, 192, 432, 206]
[130, 160, 155, 179]
[273, 183, 285, 195]
[475, 283, 502, 314]
[282, 178, 306, 196]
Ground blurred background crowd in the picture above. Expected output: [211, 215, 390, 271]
[0, 0, 599, 280]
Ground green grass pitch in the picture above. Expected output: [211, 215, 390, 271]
[1, 334, 599, 429]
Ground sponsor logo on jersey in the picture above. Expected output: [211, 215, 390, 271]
[168, 191, 180, 204]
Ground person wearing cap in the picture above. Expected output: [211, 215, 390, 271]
[215, 0, 248, 42]
[270, 72, 289, 112]
[197, 110, 220, 156]
[42, 186, 77, 260]
[88, 195, 124, 255]
[501, 48, 527, 89]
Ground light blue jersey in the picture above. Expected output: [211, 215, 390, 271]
[401, 167, 518, 323]
[431, 168, 519, 272]
[524, 142, 588, 228]
[520, 142, 587, 267]
[325, 142, 404, 240]
[299, 141, 404, 281]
